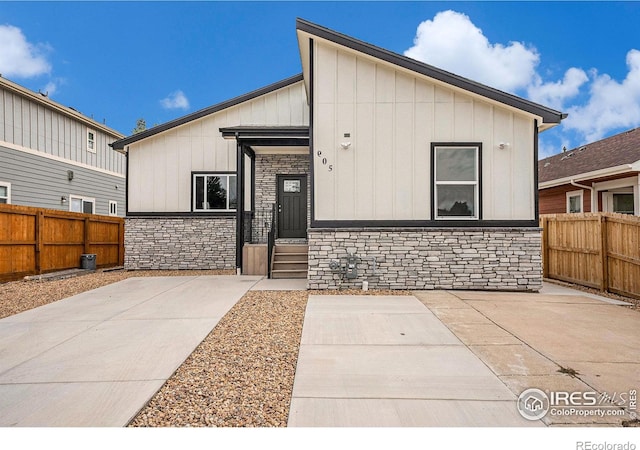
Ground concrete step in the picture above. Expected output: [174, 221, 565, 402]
[271, 269, 308, 279]
[271, 244, 308, 279]
[273, 253, 308, 262]
[272, 261, 308, 271]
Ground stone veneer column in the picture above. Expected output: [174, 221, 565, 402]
[307, 227, 542, 291]
[124, 217, 236, 270]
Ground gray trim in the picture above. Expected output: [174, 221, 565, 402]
[126, 212, 236, 218]
[311, 220, 540, 228]
[111, 74, 305, 150]
[219, 126, 309, 138]
[296, 18, 566, 125]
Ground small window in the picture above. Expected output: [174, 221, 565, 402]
[566, 190, 583, 213]
[109, 201, 118, 216]
[87, 130, 96, 153]
[70, 195, 95, 214]
[612, 193, 634, 215]
[433, 145, 480, 219]
[0, 182, 10, 204]
[192, 173, 237, 211]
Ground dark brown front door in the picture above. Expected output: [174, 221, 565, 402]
[277, 175, 307, 239]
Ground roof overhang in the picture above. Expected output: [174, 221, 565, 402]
[296, 18, 566, 132]
[539, 160, 640, 189]
[111, 75, 304, 151]
[220, 126, 309, 149]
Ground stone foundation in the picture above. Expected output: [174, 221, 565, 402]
[125, 217, 236, 270]
[308, 227, 542, 291]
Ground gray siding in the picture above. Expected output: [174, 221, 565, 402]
[0, 86, 125, 175]
[0, 145, 126, 216]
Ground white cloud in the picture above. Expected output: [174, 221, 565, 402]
[527, 67, 589, 111]
[563, 49, 640, 142]
[404, 11, 640, 149]
[160, 90, 190, 110]
[404, 10, 539, 93]
[0, 25, 51, 78]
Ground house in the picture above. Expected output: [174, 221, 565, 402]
[538, 128, 640, 216]
[0, 76, 126, 216]
[112, 18, 565, 290]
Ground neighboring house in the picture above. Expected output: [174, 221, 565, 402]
[0, 76, 126, 216]
[538, 128, 640, 216]
[112, 18, 565, 290]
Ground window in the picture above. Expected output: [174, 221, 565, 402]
[87, 130, 96, 153]
[70, 195, 95, 214]
[109, 201, 118, 216]
[612, 193, 634, 215]
[566, 190, 583, 213]
[192, 173, 237, 211]
[0, 182, 10, 204]
[433, 145, 480, 219]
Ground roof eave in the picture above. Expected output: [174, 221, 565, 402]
[111, 74, 304, 150]
[295, 18, 565, 125]
[539, 162, 640, 189]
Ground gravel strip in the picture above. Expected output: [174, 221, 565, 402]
[0, 269, 233, 320]
[129, 290, 309, 427]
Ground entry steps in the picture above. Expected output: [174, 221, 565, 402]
[271, 244, 308, 279]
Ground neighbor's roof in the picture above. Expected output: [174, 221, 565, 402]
[538, 127, 640, 185]
[295, 18, 566, 130]
[111, 74, 304, 150]
[0, 75, 124, 138]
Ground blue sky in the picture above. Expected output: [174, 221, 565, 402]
[1, 1, 639, 158]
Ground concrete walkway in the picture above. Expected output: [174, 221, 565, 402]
[289, 285, 639, 427]
[0, 275, 262, 426]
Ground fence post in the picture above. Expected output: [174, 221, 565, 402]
[84, 217, 90, 255]
[600, 214, 608, 293]
[35, 211, 43, 274]
[118, 220, 125, 267]
[540, 216, 549, 279]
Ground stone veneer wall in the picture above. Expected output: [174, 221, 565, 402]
[125, 217, 236, 270]
[252, 153, 310, 242]
[308, 227, 543, 291]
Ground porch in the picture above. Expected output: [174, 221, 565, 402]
[221, 126, 310, 278]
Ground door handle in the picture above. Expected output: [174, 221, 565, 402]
[278, 204, 282, 213]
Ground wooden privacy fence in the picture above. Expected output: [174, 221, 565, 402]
[0, 204, 124, 282]
[540, 212, 640, 299]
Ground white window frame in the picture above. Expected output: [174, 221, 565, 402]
[69, 195, 95, 214]
[108, 201, 118, 216]
[0, 181, 11, 204]
[566, 190, 583, 213]
[192, 173, 237, 212]
[433, 145, 480, 220]
[87, 129, 96, 153]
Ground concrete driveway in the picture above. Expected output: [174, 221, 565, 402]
[0, 275, 261, 426]
[289, 284, 639, 427]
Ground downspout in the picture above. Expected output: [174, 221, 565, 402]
[570, 180, 595, 212]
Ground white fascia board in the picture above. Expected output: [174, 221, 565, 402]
[539, 162, 640, 189]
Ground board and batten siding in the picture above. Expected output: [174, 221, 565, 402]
[0, 145, 125, 216]
[127, 81, 309, 213]
[0, 85, 125, 175]
[312, 40, 537, 221]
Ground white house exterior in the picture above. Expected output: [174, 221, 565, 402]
[0, 76, 126, 216]
[113, 19, 565, 290]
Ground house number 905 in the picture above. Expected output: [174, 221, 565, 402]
[316, 150, 333, 172]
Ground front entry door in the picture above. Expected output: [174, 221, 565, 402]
[277, 175, 307, 239]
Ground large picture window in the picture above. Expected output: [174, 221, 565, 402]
[193, 173, 237, 211]
[433, 144, 480, 219]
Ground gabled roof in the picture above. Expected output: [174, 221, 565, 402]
[538, 127, 640, 186]
[0, 75, 123, 138]
[111, 74, 304, 150]
[295, 18, 566, 130]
